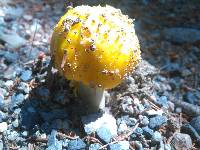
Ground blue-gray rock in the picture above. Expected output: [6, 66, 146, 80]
[121, 97, 134, 115]
[109, 141, 129, 150]
[139, 115, 149, 126]
[149, 115, 167, 129]
[96, 126, 112, 143]
[68, 138, 86, 150]
[142, 126, 154, 139]
[171, 133, 192, 150]
[163, 28, 200, 43]
[152, 131, 162, 143]
[47, 130, 62, 150]
[4, 51, 19, 63]
[89, 143, 101, 150]
[10, 93, 25, 109]
[134, 127, 143, 136]
[184, 92, 197, 104]
[190, 116, 200, 134]
[156, 96, 168, 108]
[20, 70, 32, 82]
[118, 115, 137, 127]
[0, 30, 26, 49]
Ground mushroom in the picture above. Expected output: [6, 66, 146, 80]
[50, 5, 141, 112]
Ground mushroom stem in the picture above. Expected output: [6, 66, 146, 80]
[77, 83, 105, 112]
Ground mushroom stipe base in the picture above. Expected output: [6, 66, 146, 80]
[77, 83, 105, 113]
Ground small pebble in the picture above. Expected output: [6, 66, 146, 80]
[20, 70, 32, 82]
[134, 127, 143, 136]
[17, 82, 30, 94]
[7, 131, 19, 141]
[118, 122, 128, 134]
[68, 138, 86, 150]
[62, 139, 69, 148]
[21, 131, 28, 137]
[139, 115, 149, 126]
[11, 93, 25, 109]
[0, 122, 8, 132]
[89, 143, 101, 150]
[156, 96, 168, 108]
[142, 126, 154, 139]
[181, 68, 192, 77]
[149, 115, 167, 129]
[12, 119, 19, 128]
[152, 131, 162, 143]
[175, 107, 182, 113]
[4, 80, 14, 89]
[96, 126, 112, 143]
[23, 14, 33, 21]
[109, 141, 129, 150]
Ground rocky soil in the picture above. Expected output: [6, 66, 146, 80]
[0, 0, 200, 150]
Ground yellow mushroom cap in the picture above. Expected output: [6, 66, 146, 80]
[50, 5, 141, 89]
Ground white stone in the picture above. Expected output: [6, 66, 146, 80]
[82, 113, 117, 136]
[0, 122, 8, 132]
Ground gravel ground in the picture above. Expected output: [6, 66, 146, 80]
[0, 0, 200, 150]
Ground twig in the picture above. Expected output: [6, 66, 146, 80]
[29, 20, 38, 57]
[26, 137, 48, 143]
[57, 132, 79, 140]
[99, 123, 139, 149]
[83, 136, 103, 145]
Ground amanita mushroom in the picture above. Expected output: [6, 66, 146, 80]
[50, 5, 141, 112]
